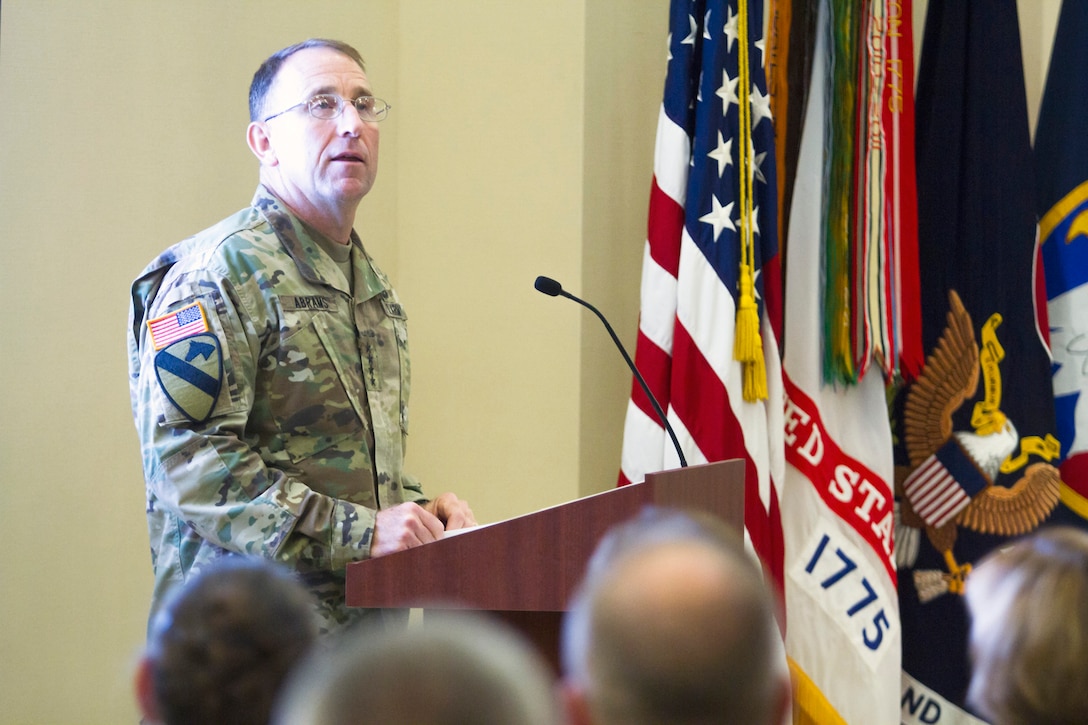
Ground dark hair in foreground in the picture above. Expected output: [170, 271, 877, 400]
[249, 38, 367, 122]
[273, 611, 560, 725]
[143, 556, 319, 725]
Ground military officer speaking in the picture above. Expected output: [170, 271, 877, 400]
[127, 38, 476, 633]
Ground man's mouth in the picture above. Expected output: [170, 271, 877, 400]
[332, 153, 365, 163]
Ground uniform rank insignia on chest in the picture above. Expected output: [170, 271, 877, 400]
[153, 334, 224, 423]
[282, 295, 337, 312]
[147, 301, 209, 350]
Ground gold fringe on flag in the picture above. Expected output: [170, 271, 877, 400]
[789, 657, 850, 725]
[823, 0, 861, 386]
[735, 0, 768, 401]
[735, 264, 761, 360]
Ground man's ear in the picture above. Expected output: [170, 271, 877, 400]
[246, 121, 277, 166]
[134, 655, 161, 723]
[559, 680, 595, 725]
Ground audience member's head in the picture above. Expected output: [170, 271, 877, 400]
[560, 506, 788, 725]
[135, 556, 319, 725]
[272, 611, 561, 725]
[965, 525, 1088, 725]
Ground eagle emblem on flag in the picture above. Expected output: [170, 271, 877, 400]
[896, 290, 1062, 602]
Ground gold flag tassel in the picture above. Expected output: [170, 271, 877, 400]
[734, 0, 767, 401]
[736, 263, 767, 401]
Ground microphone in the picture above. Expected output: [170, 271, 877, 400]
[534, 275, 687, 468]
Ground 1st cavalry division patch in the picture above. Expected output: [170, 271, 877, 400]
[153, 333, 224, 423]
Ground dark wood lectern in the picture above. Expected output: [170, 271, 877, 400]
[345, 459, 744, 668]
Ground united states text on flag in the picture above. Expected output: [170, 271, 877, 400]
[779, 2, 900, 721]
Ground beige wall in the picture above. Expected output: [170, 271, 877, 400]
[0, 1, 665, 722]
[0, 0, 1063, 722]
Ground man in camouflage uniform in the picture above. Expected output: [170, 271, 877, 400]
[127, 38, 475, 634]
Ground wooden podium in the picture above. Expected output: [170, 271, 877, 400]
[345, 459, 744, 669]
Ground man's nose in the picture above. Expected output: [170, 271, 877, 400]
[337, 106, 365, 136]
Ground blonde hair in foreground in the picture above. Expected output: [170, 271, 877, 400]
[965, 525, 1088, 725]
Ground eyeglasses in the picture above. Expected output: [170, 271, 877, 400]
[262, 94, 392, 123]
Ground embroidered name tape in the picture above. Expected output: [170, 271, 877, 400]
[147, 302, 209, 350]
[281, 295, 338, 312]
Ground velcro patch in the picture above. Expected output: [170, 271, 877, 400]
[147, 302, 209, 350]
[380, 292, 406, 319]
[154, 334, 223, 423]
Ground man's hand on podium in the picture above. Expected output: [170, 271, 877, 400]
[424, 492, 477, 531]
[370, 494, 477, 557]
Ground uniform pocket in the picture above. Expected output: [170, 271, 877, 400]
[268, 310, 367, 464]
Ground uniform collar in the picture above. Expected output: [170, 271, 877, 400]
[252, 186, 386, 301]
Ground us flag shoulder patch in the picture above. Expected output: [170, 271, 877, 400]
[147, 301, 209, 350]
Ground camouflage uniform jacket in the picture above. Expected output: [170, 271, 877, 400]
[127, 186, 426, 632]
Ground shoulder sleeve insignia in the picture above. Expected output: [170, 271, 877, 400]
[154, 334, 223, 423]
[147, 301, 210, 350]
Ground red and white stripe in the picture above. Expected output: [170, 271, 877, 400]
[903, 455, 972, 528]
[147, 302, 208, 350]
[619, 104, 786, 594]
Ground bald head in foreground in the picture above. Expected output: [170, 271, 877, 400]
[560, 507, 790, 725]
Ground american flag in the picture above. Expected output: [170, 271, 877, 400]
[147, 302, 208, 350]
[619, 0, 785, 590]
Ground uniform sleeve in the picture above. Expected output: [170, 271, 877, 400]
[132, 268, 378, 574]
[150, 418, 377, 572]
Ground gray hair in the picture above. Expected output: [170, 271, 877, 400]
[273, 611, 560, 725]
[561, 507, 782, 725]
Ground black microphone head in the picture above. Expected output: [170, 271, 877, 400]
[534, 276, 563, 297]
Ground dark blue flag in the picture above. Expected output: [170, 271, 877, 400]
[895, 1, 1062, 720]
